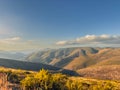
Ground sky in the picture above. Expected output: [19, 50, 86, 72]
[0, 0, 120, 51]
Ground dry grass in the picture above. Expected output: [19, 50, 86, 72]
[77, 65, 120, 80]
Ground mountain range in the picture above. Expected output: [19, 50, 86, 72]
[0, 47, 120, 80]
[26, 47, 120, 70]
[25, 47, 120, 80]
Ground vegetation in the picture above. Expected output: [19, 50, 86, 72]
[0, 67, 120, 90]
[21, 69, 68, 90]
[21, 69, 120, 90]
[0, 67, 34, 84]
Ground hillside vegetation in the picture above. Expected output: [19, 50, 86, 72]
[0, 67, 120, 90]
[21, 69, 120, 90]
[0, 67, 34, 90]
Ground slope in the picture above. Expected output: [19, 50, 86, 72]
[77, 65, 120, 80]
[0, 58, 78, 76]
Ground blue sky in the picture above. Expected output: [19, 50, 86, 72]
[0, 0, 120, 51]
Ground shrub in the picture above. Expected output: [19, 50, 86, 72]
[21, 69, 68, 90]
[21, 69, 120, 90]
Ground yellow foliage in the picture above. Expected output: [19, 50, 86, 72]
[21, 69, 120, 90]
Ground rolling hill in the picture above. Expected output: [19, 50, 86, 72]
[0, 58, 78, 76]
[77, 65, 120, 80]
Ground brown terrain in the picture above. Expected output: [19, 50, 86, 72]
[26, 47, 120, 80]
[77, 65, 120, 80]
[0, 47, 120, 89]
[0, 73, 20, 90]
[26, 47, 120, 70]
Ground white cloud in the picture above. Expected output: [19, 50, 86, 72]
[4, 37, 21, 41]
[0, 37, 41, 51]
[56, 41, 67, 45]
[56, 34, 120, 47]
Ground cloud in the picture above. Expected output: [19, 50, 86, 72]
[0, 37, 41, 51]
[56, 41, 67, 45]
[4, 37, 21, 41]
[56, 34, 120, 47]
[0, 37, 21, 44]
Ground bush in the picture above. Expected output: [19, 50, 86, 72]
[21, 69, 120, 90]
[21, 69, 68, 90]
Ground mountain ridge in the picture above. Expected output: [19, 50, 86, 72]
[26, 47, 120, 70]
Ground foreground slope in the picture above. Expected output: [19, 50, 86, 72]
[0, 68, 120, 90]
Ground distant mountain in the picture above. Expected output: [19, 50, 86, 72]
[26, 47, 120, 70]
[0, 58, 78, 76]
[0, 51, 26, 60]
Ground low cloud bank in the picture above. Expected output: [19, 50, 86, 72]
[56, 34, 120, 47]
